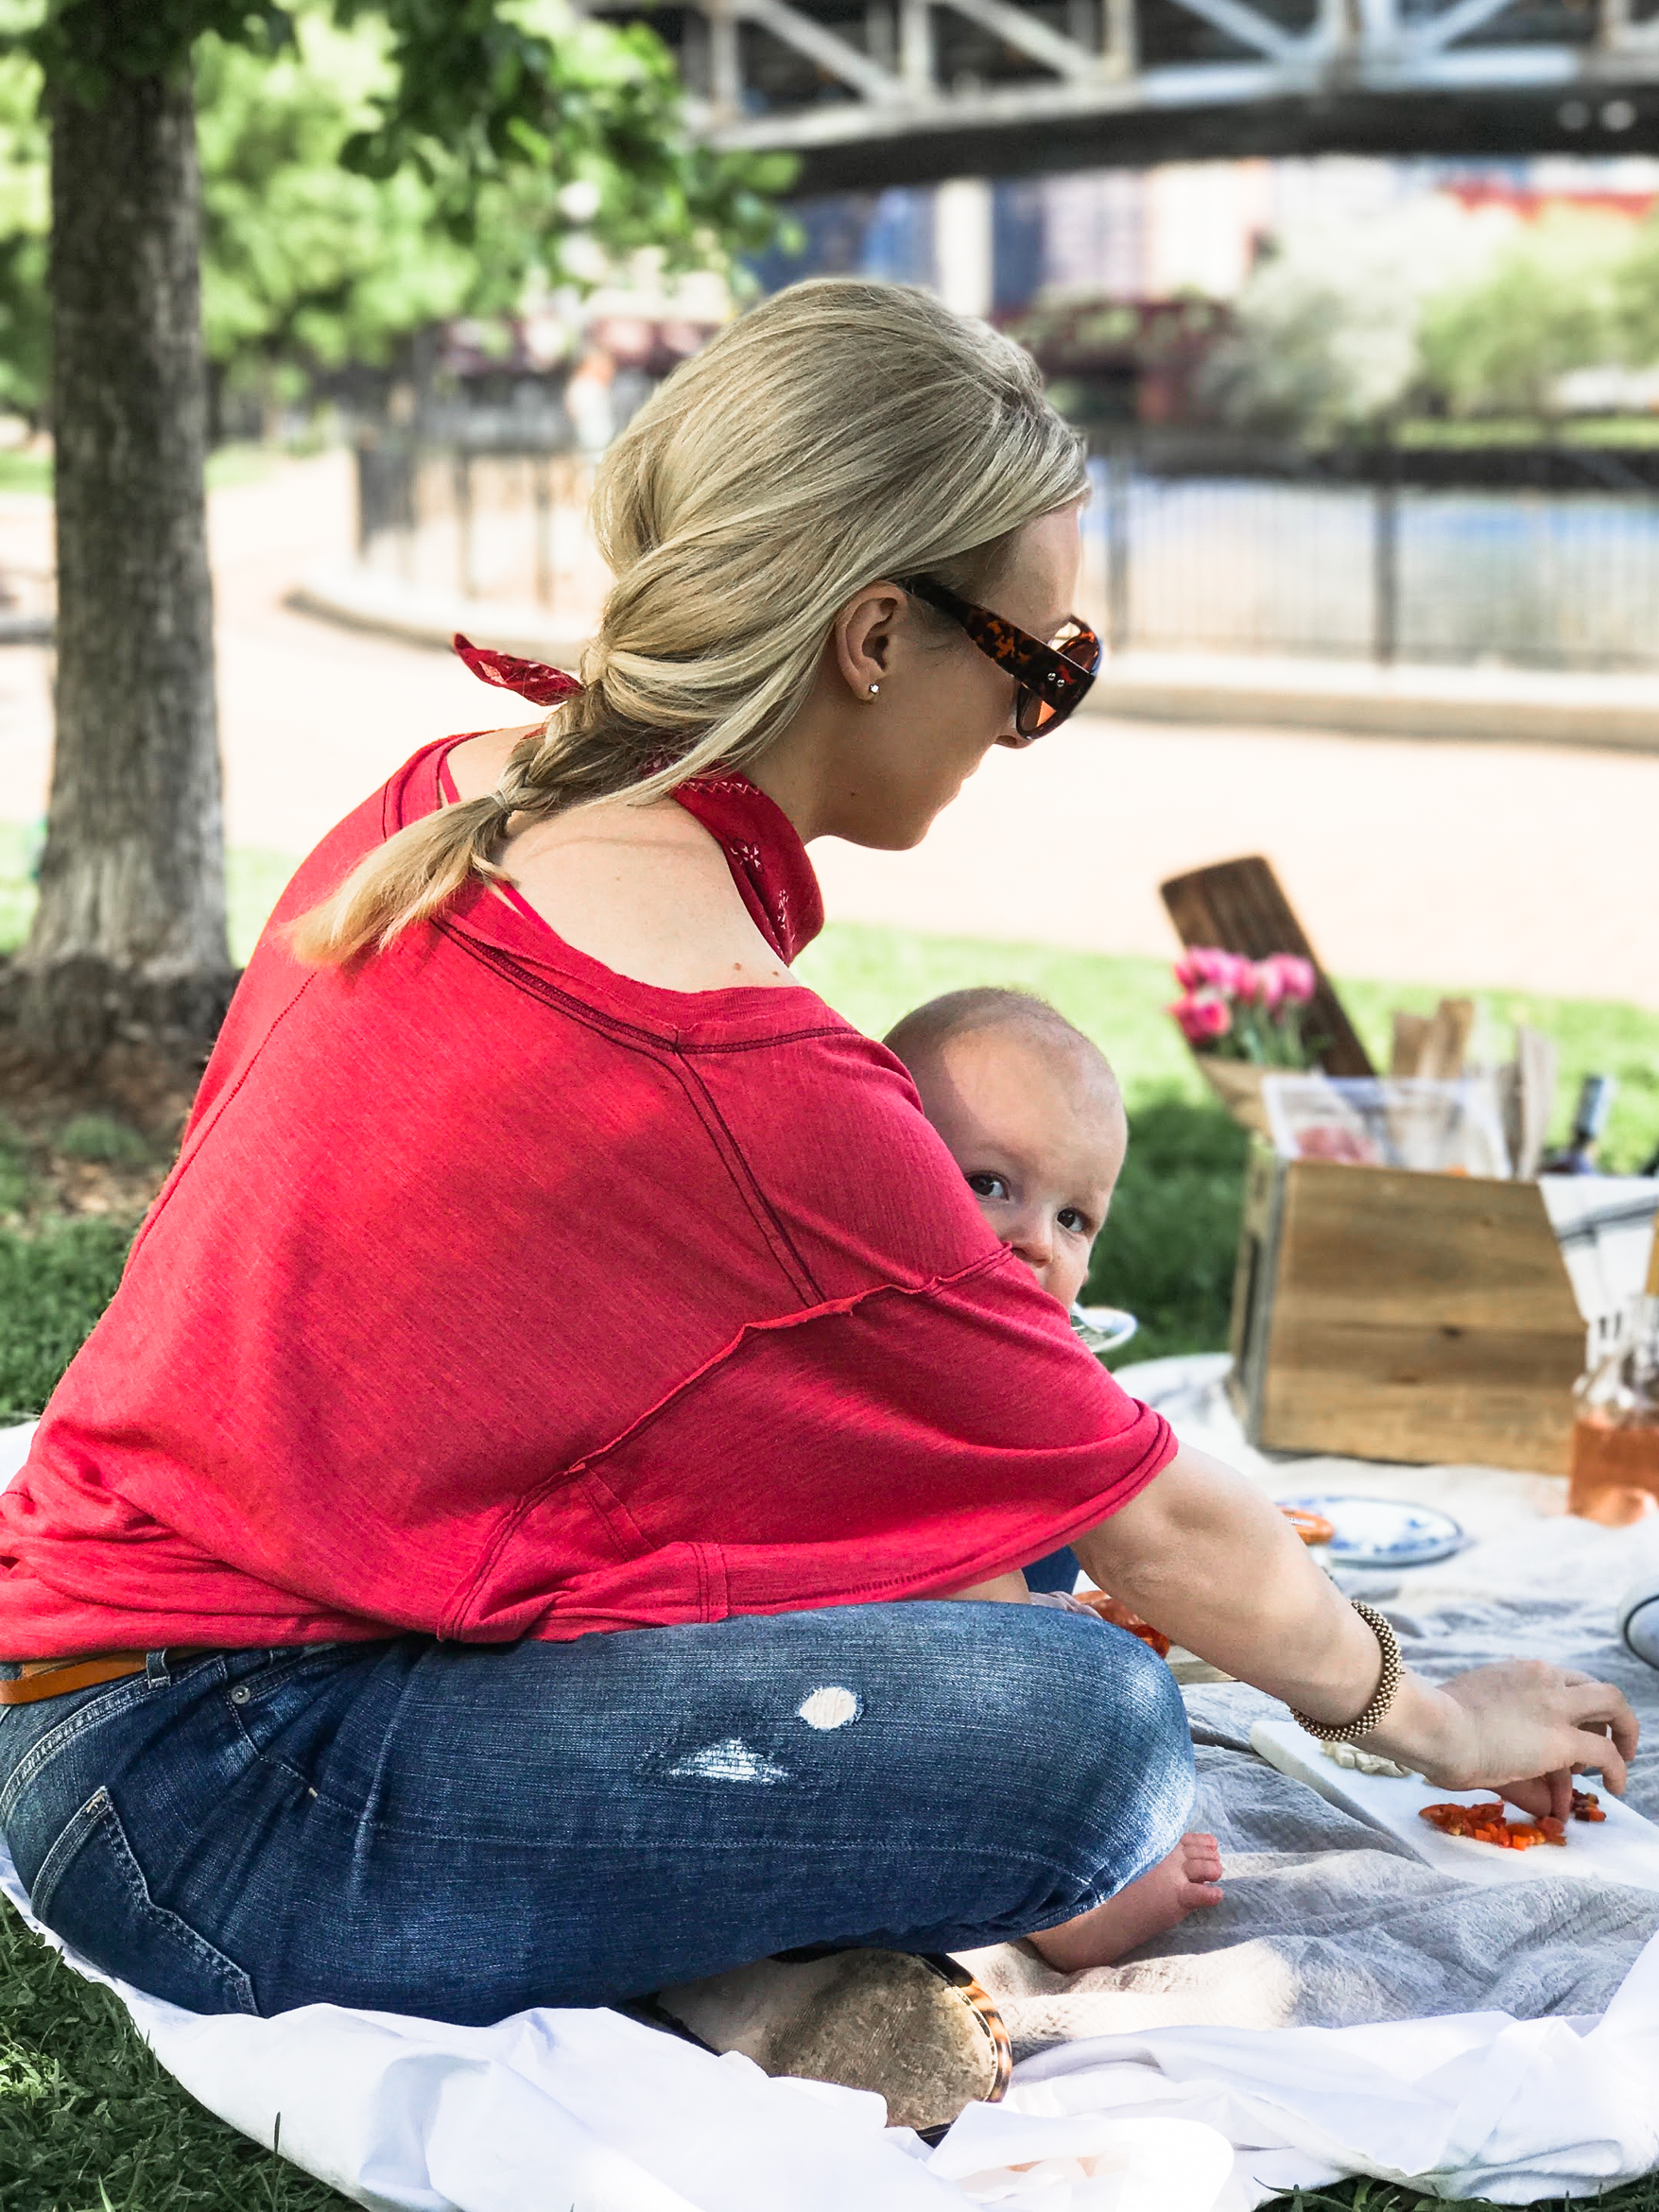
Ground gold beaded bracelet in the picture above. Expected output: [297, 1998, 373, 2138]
[1291, 1599, 1402, 1744]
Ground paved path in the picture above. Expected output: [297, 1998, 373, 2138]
[0, 450, 1653, 1010]
[0, 453, 489, 863]
[813, 715, 1658, 1011]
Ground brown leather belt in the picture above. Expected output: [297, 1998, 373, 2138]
[0, 1653, 149, 1705]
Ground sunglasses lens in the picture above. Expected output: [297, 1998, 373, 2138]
[1016, 623, 1101, 740]
[1017, 689, 1055, 738]
[1060, 627, 1101, 675]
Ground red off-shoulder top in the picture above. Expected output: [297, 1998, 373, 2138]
[0, 645, 1173, 1650]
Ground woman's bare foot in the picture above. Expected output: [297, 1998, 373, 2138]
[1028, 1834, 1224, 1973]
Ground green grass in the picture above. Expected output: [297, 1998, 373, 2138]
[0, 1218, 133, 1424]
[54, 1115, 151, 1168]
[0, 1899, 346, 2210]
[224, 848, 300, 966]
[0, 441, 280, 503]
[1273, 2182, 1659, 2212]
[0, 821, 40, 953]
[794, 926, 1202, 1099]
[1397, 414, 1659, 449]
[0, 449, 50, 497]
[203, 443, 283, 492]
[0, 915, 1655, 2204]
[0, 1120, 29, 1218]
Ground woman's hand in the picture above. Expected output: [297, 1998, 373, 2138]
[1077, 1447, 1641, 1821]
[1366, 1661, 1639, 1821]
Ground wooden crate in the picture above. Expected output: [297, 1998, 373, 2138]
[1229, 1149, 1587, 1474]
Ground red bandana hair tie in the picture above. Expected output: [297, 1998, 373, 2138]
[453, 632, 583, 707]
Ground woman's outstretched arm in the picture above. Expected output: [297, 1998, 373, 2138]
[1075, 1443, 1638, 1818]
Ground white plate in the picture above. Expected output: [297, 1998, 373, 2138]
[1277, 1493, 1464, 1568]
[1072, 1305, 1139, 1356]
[1253, 1716, 1659, 1893]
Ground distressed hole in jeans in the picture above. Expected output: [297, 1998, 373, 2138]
[665, 1737, 788, 1784]
[797, 1685, 859, 1731]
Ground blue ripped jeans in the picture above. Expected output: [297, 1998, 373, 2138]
[0, 1604, 1193, 2024]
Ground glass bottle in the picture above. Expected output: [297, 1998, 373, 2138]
[1569, 1295, 1659, 1526]
[1542, 1074, 1616, 1176]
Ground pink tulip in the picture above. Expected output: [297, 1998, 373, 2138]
[1256, 953, 1318, 1010]
[1169, 991, 1232, 1045]
[1279, 955, 1318, 1006]
[1253, 959, 1287, 1013]
[1175, 946, 1252, 997]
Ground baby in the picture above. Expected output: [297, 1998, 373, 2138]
[886, 985, 1126, 1326]
[885, 986, 1127, 1606]
[885, 986, 1224, 1965]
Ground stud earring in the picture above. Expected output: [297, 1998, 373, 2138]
[867, 682, 881, 697]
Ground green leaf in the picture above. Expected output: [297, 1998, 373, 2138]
[0, 0, 786, 444]
[25, 0, 297, 99]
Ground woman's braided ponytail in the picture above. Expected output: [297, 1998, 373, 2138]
[290, 278, 1085, 965]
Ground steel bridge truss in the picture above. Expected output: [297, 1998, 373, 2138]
[584, 0, 1659, 187]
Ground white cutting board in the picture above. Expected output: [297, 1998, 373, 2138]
[1251, 1716, 1659, 1893]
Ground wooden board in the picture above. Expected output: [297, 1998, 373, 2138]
[1260, 1322, 1583, 1471]
[1274, 1162, 1586, 1332]
[1227, 1145, 1286, 1434]
[1252, 1717, 1659, 1893]
[1230, 1153, 1586, 1474]
[1159, 855, 1374, 1079]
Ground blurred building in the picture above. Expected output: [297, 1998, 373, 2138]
[752, 152, 1659, 424]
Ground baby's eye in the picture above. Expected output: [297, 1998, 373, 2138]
[966, 1171, 1011, 1202]
[1058, 1206, 1091, 1236]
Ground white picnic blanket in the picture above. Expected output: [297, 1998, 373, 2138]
[3, 1376, 1658, 2212]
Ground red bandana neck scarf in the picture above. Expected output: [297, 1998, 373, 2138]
[452, 633, 823, 965]
[452, 632, 583, 707]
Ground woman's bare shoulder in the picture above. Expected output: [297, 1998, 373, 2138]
[506, 792, 796, 995]
[444, 724, 539, 797]
[441, 727, 795, 994]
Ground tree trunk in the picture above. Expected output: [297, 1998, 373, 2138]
[10, 57, 233, 1062]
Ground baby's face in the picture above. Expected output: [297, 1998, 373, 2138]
[908, 1026, 1127, 1311]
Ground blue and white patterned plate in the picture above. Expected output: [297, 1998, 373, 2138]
[1278, 1494, 1465, 1568]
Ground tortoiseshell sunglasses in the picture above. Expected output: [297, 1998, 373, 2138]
[897, 575, 1101, 743]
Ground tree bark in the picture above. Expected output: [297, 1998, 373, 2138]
[11, 55, 233, 1061]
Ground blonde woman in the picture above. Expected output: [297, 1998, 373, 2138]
[0, 282, 1634, 2132]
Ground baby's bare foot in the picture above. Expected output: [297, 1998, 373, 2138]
[1028, 1833, 1224, 1973]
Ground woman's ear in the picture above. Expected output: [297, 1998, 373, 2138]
[833, 583, 906, 701]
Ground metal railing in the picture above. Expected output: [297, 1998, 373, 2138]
[354, 433, 601, 620]
[357, 427, 1659, 674]
[1086, 439, 1659, 672]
